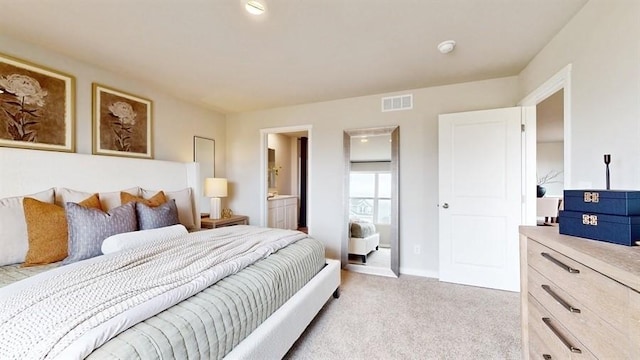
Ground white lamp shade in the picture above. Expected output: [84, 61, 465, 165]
[204, 178, 228, 198]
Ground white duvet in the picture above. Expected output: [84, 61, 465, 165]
[0, 225, 307, 359]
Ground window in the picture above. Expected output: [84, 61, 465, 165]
[349, 172, 391, 224]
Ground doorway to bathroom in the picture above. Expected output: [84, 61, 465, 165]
[260, 125, 311, 234]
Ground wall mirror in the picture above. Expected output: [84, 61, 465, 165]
[343, 126, 399, 277]
[267, 148, 276, 190]
[193, 136, 215, 214]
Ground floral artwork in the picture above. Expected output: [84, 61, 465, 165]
[0, 53, 75, 152]
[0, 74, 47, 142]
[108, 101, 137, 152]
[92, 83, 152, 158]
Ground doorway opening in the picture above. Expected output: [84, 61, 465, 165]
[519, 64, 572, 225]
[536, 89, 564, 225]
[260, 126, 311, 233]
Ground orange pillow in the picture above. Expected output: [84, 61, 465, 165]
[23, 194, 101, 266]
[120, 191, 166, 207]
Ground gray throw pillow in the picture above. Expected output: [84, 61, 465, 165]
[63, 201, 137, 264]
[136, 199, 179, 230]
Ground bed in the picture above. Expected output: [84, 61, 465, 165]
[348, 221, 379, 263]
[0, 147, 341, 359]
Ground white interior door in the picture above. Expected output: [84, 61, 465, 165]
[438, 107, 523, 292]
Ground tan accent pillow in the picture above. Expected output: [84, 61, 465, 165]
[23, 194, 101, 266]
[121, 191, 166, 207]
[0, 188, 55, 266]
[141, 188, 195, 229]
[56, 186, 138, 211]
[79, 193, 103, 211]
[100, 187, 139, 211]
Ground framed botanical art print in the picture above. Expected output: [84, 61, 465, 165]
[0, 52, 75, 152]
[92, 83, 153, 159]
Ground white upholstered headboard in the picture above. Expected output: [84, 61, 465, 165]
[0, 147, 201, 228]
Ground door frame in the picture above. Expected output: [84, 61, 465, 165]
[259, 125, 312, 230]
[518, 64, 572, 225]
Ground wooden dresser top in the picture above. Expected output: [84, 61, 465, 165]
[520, 226, 640, 291]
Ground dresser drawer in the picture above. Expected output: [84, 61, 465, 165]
[528, 266, 628, 358]
[528, 324, 563, 360]
[630, 289, 640, 356]
[528, 239, 628, 332]
[528, 294, 596, 360]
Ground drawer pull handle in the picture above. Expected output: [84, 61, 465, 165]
[543, 355, 552, 360]
[541, 252, 580, 274]
[542, 317, 582, 354]
[542, 285, 581, 313]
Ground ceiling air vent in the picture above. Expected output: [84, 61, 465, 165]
[381, 94, 413, 112]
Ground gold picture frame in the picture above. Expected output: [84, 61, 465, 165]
[0, 52, 75, 152]
[92, 83, 153, 159]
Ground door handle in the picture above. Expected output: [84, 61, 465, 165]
[442, 203, 449, 209]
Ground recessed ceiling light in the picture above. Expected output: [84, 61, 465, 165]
[437, 40, 456, 54]
[360, 138, 369, 143]
[245, 0, 266, 15]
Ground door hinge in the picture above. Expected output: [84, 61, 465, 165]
[521, 124, 525, 132]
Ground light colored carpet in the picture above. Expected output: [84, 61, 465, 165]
[285, 270, 522, 360]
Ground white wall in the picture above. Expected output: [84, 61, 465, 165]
[0, 34, 226, 173]
[227, 76, 519, 276]
[537, 142, 564, 196]
[519, 0, 640, 190]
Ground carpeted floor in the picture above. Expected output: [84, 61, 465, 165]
[285, 270, 522, 360]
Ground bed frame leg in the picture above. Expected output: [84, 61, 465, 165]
[332, 287, 340, 299]
[361, 255, 367, 263]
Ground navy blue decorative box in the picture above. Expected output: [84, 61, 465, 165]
[563, 190, 640, 216]
[559, 210, 640, 246]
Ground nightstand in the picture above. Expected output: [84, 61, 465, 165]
[200, 215, 249, 229]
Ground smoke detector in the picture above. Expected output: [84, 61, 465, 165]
[437, 40, 456, 54]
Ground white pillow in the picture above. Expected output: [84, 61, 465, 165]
[55, 187, 92, 206]
[101, 224, 188, 254]
[0, 188, 55, 266]
[55, 186, 139, 210]
[99, 187, 139, 211]
[141, 188, 195, 229]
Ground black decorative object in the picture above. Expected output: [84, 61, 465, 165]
[537, 185, 546, 198]
[604, 154, 611, 190]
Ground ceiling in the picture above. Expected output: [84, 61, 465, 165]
[0, 0, 587, 114]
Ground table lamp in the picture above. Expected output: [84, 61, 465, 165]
[205, 178, 227, 219]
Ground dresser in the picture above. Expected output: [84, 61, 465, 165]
[519, 226, 640, 359]
[267, 196, 298, 230]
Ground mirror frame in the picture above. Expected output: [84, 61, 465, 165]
[343, 126, 399, 277]
[193, 136, 215, 215]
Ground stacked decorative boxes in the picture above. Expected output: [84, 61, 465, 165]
[559, 190, 640, 246]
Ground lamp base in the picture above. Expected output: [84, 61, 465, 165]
[209, 197, 222, 220]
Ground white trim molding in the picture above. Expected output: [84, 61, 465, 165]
[518, 64, 572, 225]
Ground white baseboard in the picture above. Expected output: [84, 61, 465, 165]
[399, 267, 438, 279]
